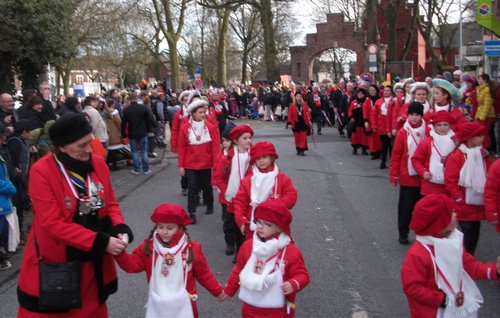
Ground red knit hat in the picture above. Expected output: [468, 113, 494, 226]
[250, 141, 279, 163]
[430, 111, 455, 125]
[254, 199, 292, 236]
[452, 122, 486, 144]
[229, 124, 254, 140]
[410, 194, 454, 236]
[151, 204, 192, 226]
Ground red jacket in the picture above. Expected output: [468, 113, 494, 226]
[170, 110, 188, 153]
[18, 154, 126, 317]
[411, 138, 448, 196]
[287, 103, 311, 129]
[391, 96, 408, 132]
[401, 241, 498, 318]
[371, 97, 394, 135]
[115, 238, 223, 318]
[444, 148, 492, 221]
[233, 169, 298, 239]
[224, 239, 310, 318]
[177, 120, 221, 170]
[390, 128, 421, 187]
[212, 147, 252, 211]
[484, 160, 500, 232]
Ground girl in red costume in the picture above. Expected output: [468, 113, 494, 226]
[287, 91, 311, 156]
[391, 82, 406, 136]
[222, 199, 310, 318]
[425, 78, 465, 132]
[412, 111, 456, 196]
[348, 88, 370, 155]
[178, 99, 221, 224]
[233, 141, 298, 239]
[401, 194, 500, 318]
[115, 204, 224, 318]
[213, 125, 254, 261]
[365, 84, 382, 159]
[371, 85, 395, 169]
[444, 122, 493, 255]
[390, 102, 425, 245]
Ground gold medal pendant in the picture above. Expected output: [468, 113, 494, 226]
[254, 259, 264, 275]
[78, 202, 92, 216]
[164, 253, 175, 266]
[161, 261, 169, 277]
[455, 291, 464, 307]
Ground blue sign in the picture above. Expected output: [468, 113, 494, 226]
[195, 66, 202, 75]
[484, 40, 500, 56]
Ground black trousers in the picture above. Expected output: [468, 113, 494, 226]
[312, 112, 323, 133]
[379, 135, 392, 165]
[180, 175, 188, 190]
[186, 169, 213, 215]
[398, 186, 422, 239]
[458, 221, 481, 255]
[221, 204, 244, 250]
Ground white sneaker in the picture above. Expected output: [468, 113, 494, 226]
[0, 260, 12, 270]
[143, 169, 152, 175]
[130, 169, 141, 175]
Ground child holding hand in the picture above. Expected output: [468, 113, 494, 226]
[222, 199, 310, 317]
[114, 204, 225, 318]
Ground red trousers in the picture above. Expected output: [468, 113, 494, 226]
[293, 131, 308, 150]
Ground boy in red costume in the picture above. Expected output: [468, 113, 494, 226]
[233, 142, 298, 239]
[412, 111, 456, 196]
[401, 194, 499, 318]
[444, 122, 493, 255]
[115, 204, 224, 318]
[222, 199, 310, 318]
[213, 124, 254, 261]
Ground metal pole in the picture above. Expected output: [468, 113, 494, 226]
[459, 0, 463, 69]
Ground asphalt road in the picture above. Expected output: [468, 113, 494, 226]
[1, 120, 499, 318]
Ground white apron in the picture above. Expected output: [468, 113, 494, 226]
[145, 234, 194, 318]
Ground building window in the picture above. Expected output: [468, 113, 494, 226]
[76, 75, 84, 84]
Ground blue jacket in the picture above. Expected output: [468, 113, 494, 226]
[0, 155, 16, 216]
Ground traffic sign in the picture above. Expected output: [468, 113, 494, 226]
[484, 40, 500, 56]
[367, 44, 378, 54]
[193, 78, 203, 89]
[368, 54, 377, 62]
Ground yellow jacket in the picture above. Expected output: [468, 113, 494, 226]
[475, 84, 495, 120]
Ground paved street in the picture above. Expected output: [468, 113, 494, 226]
[1, 120, 499, 317]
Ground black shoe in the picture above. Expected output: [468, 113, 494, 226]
[205, 207, 214, 215]
[296, 150, 300, 155]
[225, 244, 235, 256]
[352, 148, 358, 155]
[318, 131, 322, 135]
[232, 256, 237, 264]
[182, 189, 188, 196]
[361, 149, 369, 156]
[399, 237, 409, 245]
[189, 214, 197, 224]
[299, 151, 305, 156]
[380, 163, 387, 169]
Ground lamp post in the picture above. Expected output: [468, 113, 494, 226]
[459, 0, 463, 69]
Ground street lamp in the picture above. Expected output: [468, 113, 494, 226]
[459, 0, 463, 69]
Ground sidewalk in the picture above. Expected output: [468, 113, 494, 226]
[0, 148, 168, 286]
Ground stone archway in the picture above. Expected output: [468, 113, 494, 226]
[289, 13, 366, 83]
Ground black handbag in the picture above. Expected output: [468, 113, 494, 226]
[35, 232, 82, 311]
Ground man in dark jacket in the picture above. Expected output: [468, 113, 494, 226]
[121, 93, 156, 174]
[37, 82, 57, 122]
[307, 85, 324, 135]
[331, 81, 349, 137]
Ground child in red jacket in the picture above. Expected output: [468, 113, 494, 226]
[412, 111, 456, 196]
[213, 124, 254, 260]
[484, 159, 500, 232]
[401, 194, 500, 318]
[371, 85, 395, 169]
[221, 199, 310, 318]
[233, 141, 298, 239]
[115, 204, 224, 318]
[444, 122, 493, 255]
[390, 102, 425, 245]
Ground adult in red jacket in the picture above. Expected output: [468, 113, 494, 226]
[364, 85, 382, 159]
[401, 195, 500, 318]
[17, 113, 133, 317]
[170, 91, 191, 195]
[393, 82, 431, 134]
[372, 85, 395, 168]
[232, 142, 298, 239]
[484, 159, 500, 232]
[424, 78, 465, 132]
[287, 91, 311, 156]
[223, 200, 310, 318]
[412, 111, 456, 196]
[348, 89, 370, 155]
[178, 99, 221, 224]
[115, 204, 223, 318]
[444, 122, 492, 255]
[390, 82, 406, 135]
[390, 102, 425, 245]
